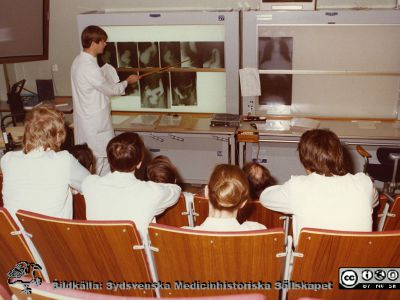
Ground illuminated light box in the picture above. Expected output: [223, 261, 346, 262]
[77, 11, 239, 114]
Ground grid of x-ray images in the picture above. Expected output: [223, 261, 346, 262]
[98, 41, 225, 109]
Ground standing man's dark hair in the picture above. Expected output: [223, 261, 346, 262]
[81, 25, 108, 49]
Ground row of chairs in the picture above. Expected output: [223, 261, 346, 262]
[1, 207, 400, 299]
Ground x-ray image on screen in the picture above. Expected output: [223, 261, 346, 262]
[259, 37, 293, 70]
[259, 74, 292, 106]
[117, 42, 138, 68]
[181, 42, 202, 68]
[171, 72, 197, 106]
[200, 42, 224, 68]
[118, 71, 140, 96]
[138, 42, 160, 68]
[160, 42, 181, 68]
[97, 43, 118, 68]
[140, 73, 170, 109]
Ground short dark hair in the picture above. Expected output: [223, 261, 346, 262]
[69, 143, 96, 174]
[298, 129, 347, 176]
[81, 25, 108, 49]
[107, 132, 144, 172]
[146, 155, 179, 184]
[243, 162, 274, 200]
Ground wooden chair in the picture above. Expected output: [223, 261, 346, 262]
[72, 192, 86, 220]
[373, 193, 390, 231]
[237, 201, 287, 229]
[148, 224, 286, 298]
[382, 194, 400, 231]
[193, 194, 209, 226]
[156, 193, 192, 227]
[288, 228, 400, 300]
[0, 174, 3, 207]
[16, 210, 155, 297]
[0, 208, 38, 297]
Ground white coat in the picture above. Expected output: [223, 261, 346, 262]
[71, 52, 127, 157]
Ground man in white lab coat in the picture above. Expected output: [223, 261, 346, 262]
[71, 25, 139, 175]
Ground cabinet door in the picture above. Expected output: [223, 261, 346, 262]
[139, 132, 232, 184]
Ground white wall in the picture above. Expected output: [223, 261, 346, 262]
[1, 0, 397, 100]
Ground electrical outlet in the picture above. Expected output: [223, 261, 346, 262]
[51, 64, 59, 72]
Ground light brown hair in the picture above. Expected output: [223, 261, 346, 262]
[81, 25, 108, 49]
[208, 164, 249, 211]
[107, 132, 144, 173]
[146, 155, 178, 184]
[298, 129, 347, 176]
[243, 162, 274, 200]
[22, 106, 66, 154]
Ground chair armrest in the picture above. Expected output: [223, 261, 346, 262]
[356, 145, 371, 158]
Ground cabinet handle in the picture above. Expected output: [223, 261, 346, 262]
[150, 134, 164, 142]
[170, 134, 184, 142]
[213, 136, 229, 142]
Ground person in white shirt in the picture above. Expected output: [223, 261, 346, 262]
[260, 129, 378, 246]
[71, 25, 139, 175]
[82, 132, 181, 238]
[1, 106, 90, 221]
[194, 164, 266, 232]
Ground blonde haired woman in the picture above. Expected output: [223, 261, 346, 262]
[1, 106, 90, 220]
[194, 164, 266, 231]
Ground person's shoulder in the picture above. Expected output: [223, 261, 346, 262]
[351, 172, 374, 185]
[82, 174, 101, 187]
[145, 181, 181, 192]
[1, 150, 23, 163]
[241, 221, 267, 231]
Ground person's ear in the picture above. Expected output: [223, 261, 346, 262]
[137, 161, 142, 170]
[240, 199, 248, 209]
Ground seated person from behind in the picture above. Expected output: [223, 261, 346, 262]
[243, 162, 275, 200]
[260, 129, 378, 246]
[1, 106, 90, 220]
[146, 155, 179, 184]
[194, 164, 266, 231]
[82, 132, 181, 237]
[69, 143, 96, 174]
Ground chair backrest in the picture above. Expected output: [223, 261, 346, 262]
[383, 195, 400, 231]
[148, 224, 285, 298]
[7, 80, 26, 123]
[288, 228, 400, 300]
[72, 192, 86, 220]
[16, 210, 155, 297]
[237, 200, 287, 229]
[193, 194, 209, 226]
[156, 194, 189, 227]
[373, 194, 389, 231]
[0, 208, 37, 296]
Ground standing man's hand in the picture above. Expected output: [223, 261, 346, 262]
[126, 74, 140, 85]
